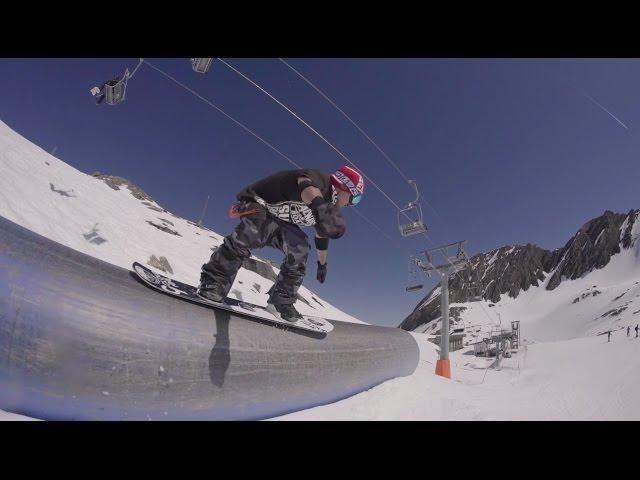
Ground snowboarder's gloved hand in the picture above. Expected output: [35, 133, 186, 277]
[317, 261, 327, 283]
[309, 197, 346, 239]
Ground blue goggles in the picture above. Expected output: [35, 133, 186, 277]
[350, 194, 362, 205]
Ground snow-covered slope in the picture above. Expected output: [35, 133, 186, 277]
[413, 231, 640, 346]
[276, 330, 640, 420]
[275, 195, 640, 420]
[4, 116, 639, 421]
[0, 119, 362, 324]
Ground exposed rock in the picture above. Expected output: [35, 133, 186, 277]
[142, 201, 164, 213]
[613, 292, 627, 301]
[400, 208, 639, 332]
[547, 211, 629, 290]
[92, 172, 155, 202]
[601, 306, 628, 318]
[147, 255, 174, 275]
[146, 221, 182, 237]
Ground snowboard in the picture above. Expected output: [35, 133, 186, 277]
[132, 262, 333, 334]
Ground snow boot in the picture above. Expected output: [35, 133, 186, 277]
[197, 273, 226, 303]
[272, 303, 302, 322]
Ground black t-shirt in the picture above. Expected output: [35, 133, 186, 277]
[237, 169, 333, 204]
[236, 169, 338, 227]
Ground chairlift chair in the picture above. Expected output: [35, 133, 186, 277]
[469, 270, 484, 301]
[191, 58, 214, 74]
[405, 256, 424, 292]
[406, 284, 424, 292]
[398, 180, 427, 237]
[468, 282, 483, 302]
[103, 68, 130, 106]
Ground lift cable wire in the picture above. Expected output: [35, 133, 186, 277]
[129, 58, 145, 80]
[144, 59, 497, 328]
[142, 60, 404, 251]
[217, 59, 490, 308]
[274, 59, 495, 324]
[278, 58, 413, 184]
[217, 58, 406, 212]
[218, 58, 443, 254]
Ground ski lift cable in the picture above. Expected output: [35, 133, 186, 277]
[141, 60, 403, 251]
[143, 60, 301, 169]
[277, 63, 471, 288]
[278, 58, 443, 222]
[216, 58, 406, 212]
[128, 58, 145, 80]
[272, 60, 475, 288]
[218, 58, 436, 250]
[352, 208, 404, 249]
[222, 61, 450, 282]
[144, 59, 462, 305]
[278, 58, 413, 184]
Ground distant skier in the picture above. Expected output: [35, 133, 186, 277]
[636, 324, 639, 338]
[627, 326, 631, 337]
[607, 330, 612, 342]
[198, 167, 364, 322]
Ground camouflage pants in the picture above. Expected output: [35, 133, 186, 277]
[201, 207, 310, 306]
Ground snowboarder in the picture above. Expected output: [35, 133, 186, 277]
[198, 166, 364, 322]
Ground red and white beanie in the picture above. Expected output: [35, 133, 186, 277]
[330, 166, 364, 196]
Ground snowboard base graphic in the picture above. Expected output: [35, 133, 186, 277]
[132, 262, 333, 334]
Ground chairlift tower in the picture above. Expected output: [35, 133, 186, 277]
[197, 194, 210, 228]
[415, 240, 470, 379]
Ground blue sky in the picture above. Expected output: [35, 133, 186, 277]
[1, 58, 638, 327]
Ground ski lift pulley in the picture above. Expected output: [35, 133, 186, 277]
[398, 180, 427, 237]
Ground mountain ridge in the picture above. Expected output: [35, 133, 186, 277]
[400, 208, 640, 331]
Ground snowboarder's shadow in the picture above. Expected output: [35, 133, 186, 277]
[128, 271, 327, 391]
[207, 309, 327, 388]
[209, 310, 231, 388]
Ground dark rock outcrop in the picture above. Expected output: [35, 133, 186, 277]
[546, 210, 630, 290]
[92, 172, 155, 203]
[400, 209, 639, 332]
[146, 221, 181, 237]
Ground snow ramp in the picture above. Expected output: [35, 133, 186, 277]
[0, 216, 419, 420]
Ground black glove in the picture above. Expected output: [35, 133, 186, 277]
[309, 197, 346, 239]
[317, 261, 327, 283]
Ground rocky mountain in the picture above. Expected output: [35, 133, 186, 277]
[92, 172, 156, 202]
[400, 209, 640, 332]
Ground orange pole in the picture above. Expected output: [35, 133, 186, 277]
[435, 359, 451, 379]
